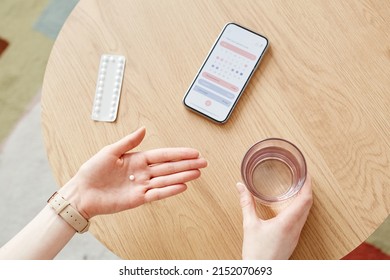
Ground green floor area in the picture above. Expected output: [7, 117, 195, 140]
[367, 215, 390, 255]
[0, 0, 78, 143]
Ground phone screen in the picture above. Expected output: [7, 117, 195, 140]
[183, 23, 268, 123]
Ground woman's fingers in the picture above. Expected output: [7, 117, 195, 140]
[149, 157, 207, 177]
[144, 147, 200, 164]
[144, 184, 188, 202]
[149, 170, 201, 189]
[236, 182, 258, 226]
[108, 127, 146, 157]
[277, 175, 313, 226]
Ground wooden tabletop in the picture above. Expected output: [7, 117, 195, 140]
[41, 0, 390, 259]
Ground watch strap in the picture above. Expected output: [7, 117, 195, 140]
[47, 192, 90, 233]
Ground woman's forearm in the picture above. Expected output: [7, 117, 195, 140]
[0, 204, 76, 259]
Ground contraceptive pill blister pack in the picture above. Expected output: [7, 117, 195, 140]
[91, 54, 126, 122]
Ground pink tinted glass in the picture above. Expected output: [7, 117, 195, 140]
[241, 138, 307, 204]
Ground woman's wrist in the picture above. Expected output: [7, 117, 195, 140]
[58, 178, 91, 220]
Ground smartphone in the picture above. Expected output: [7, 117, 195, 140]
[183, 23, 268, 123]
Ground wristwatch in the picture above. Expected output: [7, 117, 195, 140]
[47, 192, 90, 233]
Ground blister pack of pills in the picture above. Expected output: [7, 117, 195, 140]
[91, 54, 126, 122]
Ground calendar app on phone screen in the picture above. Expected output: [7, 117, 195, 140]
[183, 23, 268, 123]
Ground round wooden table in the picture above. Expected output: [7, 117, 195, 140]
[41, 0, 390, 259]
